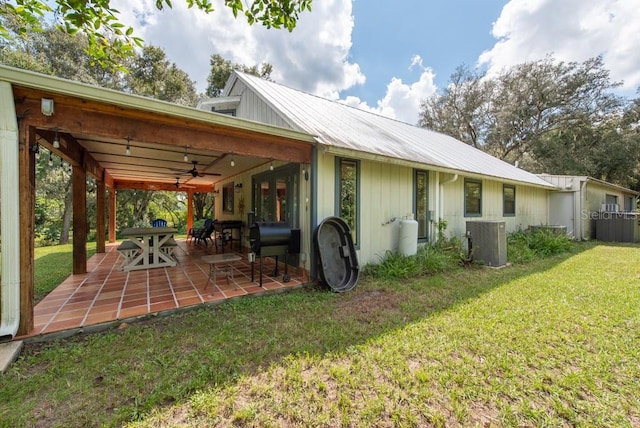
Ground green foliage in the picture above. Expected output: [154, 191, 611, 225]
[507, 228, 573, 264]
[125, 45, 198, 106]
[419, 56, 640, 189]
[1, 1, 312, 71]
[205, 53, 274, 98]
[362, 241, 462, 280]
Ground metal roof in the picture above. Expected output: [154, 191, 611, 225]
[232, 72, 557, 188]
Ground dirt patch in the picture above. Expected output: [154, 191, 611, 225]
[333, 289, 402, 324]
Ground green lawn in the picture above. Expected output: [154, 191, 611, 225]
[33, 242, 97, 303]
[1, 242, 639, 427]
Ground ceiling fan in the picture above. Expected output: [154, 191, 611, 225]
[170, 160, 220, 178]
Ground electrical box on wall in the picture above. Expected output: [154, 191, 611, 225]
[466, 221, 507, 267]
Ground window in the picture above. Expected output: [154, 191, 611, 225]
[503, 185, 516, 216]
[336, 158, 359, 245]
[414, 170, 429, 240]
[464, 179, 482, 217]
[626, 196, 636, 212]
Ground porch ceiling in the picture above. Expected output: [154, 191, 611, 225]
[6, 67, 314, 193]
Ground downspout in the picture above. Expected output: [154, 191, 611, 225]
[0, 81, 20, 340]
[309, 144, 318, 281]
[580, 178, 587, 240]
[438, 173, 458, 241]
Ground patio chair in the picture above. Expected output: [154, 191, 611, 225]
[188, 219, 213, 244]
[152, 218, 167, 227]
[195, 220, 216, 247]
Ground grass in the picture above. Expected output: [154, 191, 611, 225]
[1, 242, 640, 426]
[33, 242, 97, 303]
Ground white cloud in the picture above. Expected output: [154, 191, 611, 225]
[341, 61, 438, 125]
[479, 0, 640, 92]
[113, 0, 364, 96]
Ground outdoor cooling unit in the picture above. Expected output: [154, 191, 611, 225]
[466, 220, 507, 267]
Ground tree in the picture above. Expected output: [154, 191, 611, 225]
[1, 21, 200, 242]
[192, 192, 214, 220]
[0, 15, 126, 88]
[205, 53, 273, 97]
[419, 56, 640, 188]
[1, 0, 312, 70]
[125, 45, 198, 106]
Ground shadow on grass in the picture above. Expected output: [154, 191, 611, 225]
[4, 241, 609, 426]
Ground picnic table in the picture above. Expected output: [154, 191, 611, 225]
[119, 227, 178, 271]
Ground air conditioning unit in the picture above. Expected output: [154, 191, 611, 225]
[601, 204, 619, 212]
[466, 221, 507, 267]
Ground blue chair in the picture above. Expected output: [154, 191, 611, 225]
[152, 218, 167, 227]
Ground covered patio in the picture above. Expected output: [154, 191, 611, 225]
[0, 66, 316, 340]
[18, 239, 305, 339]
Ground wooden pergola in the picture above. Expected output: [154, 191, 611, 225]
[0, 66, 315, 337]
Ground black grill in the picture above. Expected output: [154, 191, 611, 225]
[249, 221, 300, 286]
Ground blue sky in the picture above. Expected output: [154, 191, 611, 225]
[346, 0, 507, 105]
[115, 0, 639, 125]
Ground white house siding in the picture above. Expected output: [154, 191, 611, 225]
[315, 151, 424, 266]
[440, 174, 549, 238]
[315, 152, 549, 266]
[229, 80, 295, 130]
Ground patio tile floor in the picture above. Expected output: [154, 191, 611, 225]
[19, 239, 307, 340]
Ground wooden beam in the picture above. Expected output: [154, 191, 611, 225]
[72, 165, 87, 274]
[96, 180, 106, 253]
[18, 126, 35, 336]
[35, 129, 104, 180]
[16, 97, 313, 164]
[114, 180, 212, 193]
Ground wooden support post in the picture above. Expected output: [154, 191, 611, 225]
[96, 179, 106, 253]
[108, 187, 116, 243]
[187, 189, 194, 233]
[18, 126, 35, 336]
[72, 165, 87, 274]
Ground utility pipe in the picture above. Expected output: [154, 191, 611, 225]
[0, 81, 20, 340]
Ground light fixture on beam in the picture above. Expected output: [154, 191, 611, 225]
[183, 145, 188, 162]
[48, 151, 53, 167]
[269, 160, 274, 171]
[230, 155, 235, 167]
[41, 98, 54, 116]
[53, 129, 60, 149]
[125, 136, 131, 156]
